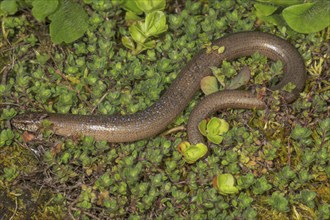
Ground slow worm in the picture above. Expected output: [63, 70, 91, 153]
[12, 32, 306, 143]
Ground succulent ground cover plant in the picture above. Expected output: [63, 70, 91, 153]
[0, 0, 329, 219]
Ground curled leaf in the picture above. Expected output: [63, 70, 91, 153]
[177, 141, 190, 154]
[199, 117, 229, 144]
[184, 143, 208, 164]
[213, 174, 239, 195]
[206, 133, 224, 145]
[198, 119, 208, 137]
[226, 66, 251, 90]
[207, 118, 229, 136]
[178, 142, 208, 164]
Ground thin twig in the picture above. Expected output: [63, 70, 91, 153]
[9, 197, 18, 220]
[160, 125, 186, 136]
[91, 88, 112, 114]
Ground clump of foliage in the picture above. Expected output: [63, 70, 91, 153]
[198, 117, 229, 144]
[200, 52, 280, 95]
[177, 141, 208, 164]
[115, 0, 168, 54]
[0, 129, 14, 146]
[0, 0, 88, 44]
[268, 191, 289, 212]
[254, 0, 330, 33]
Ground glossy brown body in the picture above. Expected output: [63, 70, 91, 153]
[12, 32, 306, 143]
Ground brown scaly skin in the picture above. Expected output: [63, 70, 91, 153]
[12, 32, 306, 143]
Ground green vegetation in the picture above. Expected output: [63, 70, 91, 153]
[254, 0, 330, 33]
[0, 0, 329, 219]
[117, 0, 168, 54]
[200, 52, 282, 94]
[198, 117, 229, 144]
[178, 141, 208, 164]
[0, 0, 89, 44]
